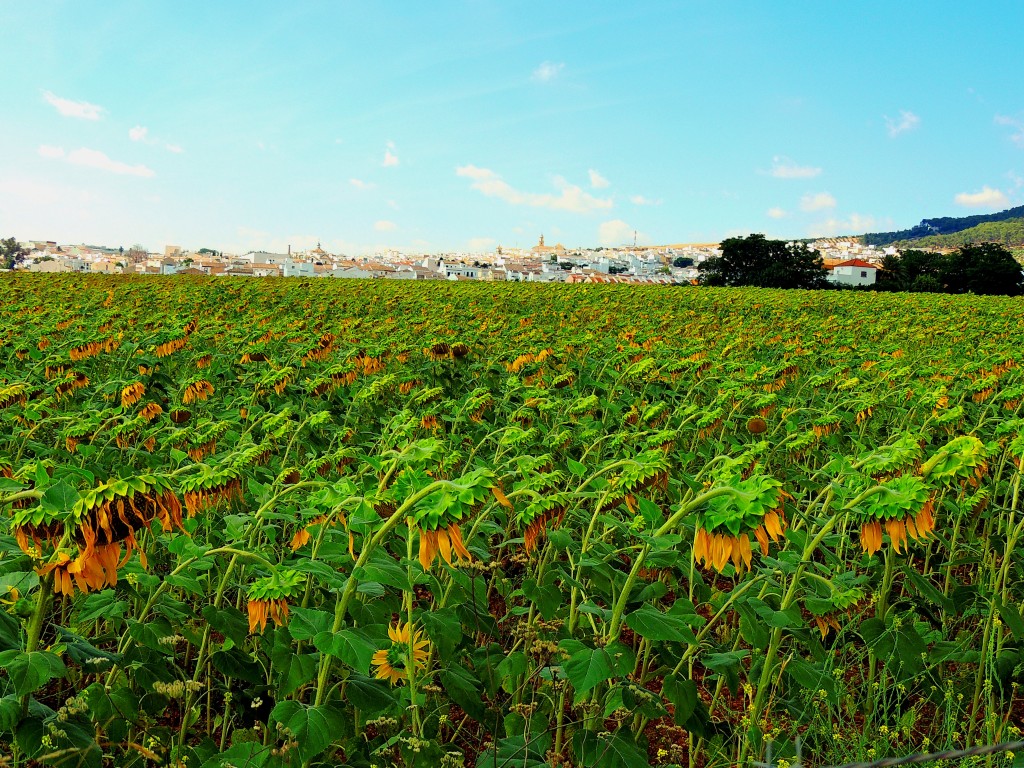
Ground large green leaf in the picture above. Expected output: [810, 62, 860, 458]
[270, 700, 345, 762]
[561, 643, 616, 695]
[574, 730, 651, 768]
[313, 628, 378, 675]
[344, 674, 396, 714]
[287, 607, 332, 641]
[440, 663, 486, 722]
[624, 606, 697, 643]
[419, 607, 462, 661]
[0, 650, 66, 696]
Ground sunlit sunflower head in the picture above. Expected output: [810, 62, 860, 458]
[371, 622, 430, 685]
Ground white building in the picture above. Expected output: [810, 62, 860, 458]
[829, 259, 878, 287]
[283, 259, 316, 278]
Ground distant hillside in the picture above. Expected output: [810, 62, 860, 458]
[863, 205, 1024, 247]
[893, 218, 1024, 249]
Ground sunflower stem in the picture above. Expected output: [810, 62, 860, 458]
[313, 479, 452, 706]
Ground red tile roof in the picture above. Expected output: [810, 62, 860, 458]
[833, 259, 878, 269]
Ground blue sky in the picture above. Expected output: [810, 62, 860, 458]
[1, 1, 1022, 254]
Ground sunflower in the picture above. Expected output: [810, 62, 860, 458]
[813, 614, 842, 640]
[246, 598, 290, 634]
[418, 523, 472, 570]
[121, 382, 146, 408]
[371, 622, 430, 685]
[859, 498, 935, 557]
[246, 569, 304, 633]
[746, 416, 768, 435]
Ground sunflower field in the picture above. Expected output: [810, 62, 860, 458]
[1, 274, 1023, 768]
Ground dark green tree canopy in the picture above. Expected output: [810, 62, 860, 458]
[877, 243, 1022, 296]
[942, 243, 1023, 296]
[0, 237, 28, 270]
[698, 234, 828, 289]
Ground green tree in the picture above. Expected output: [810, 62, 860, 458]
[672, 256, 694, 268]
[698, 234, 828, 289]
[0, 237, 28, 270]
[941, 243, 1023, 296]
[875, 249, 945, 291]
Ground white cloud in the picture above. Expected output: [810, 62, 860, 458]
[456, 165, 612, 214]
[385, 140, 399, 167]
[884, 110, 920, 137]
[38, 145, 65, 159]
[770, 156, 821, 179]
[39, 145, 155, 177]
[350, 178, 375, 190]
[767, 207, 787, 219]
[468, 237, 496, 251]
[588, 169, 610, 189]
[532, 61, 564, 82]
[374, 220, 397, 231]
[800, 192, 837, 212]
[42, 90, 103, 120]
[807, 214, 877, 238]
[231, 229, 359, 257]
[598, 219, 647, 246]
[129, 125, 183, 153]
[954, 186, 1009, 209]
[630, 194, 662, 206]
[995, 114, 1024, 147]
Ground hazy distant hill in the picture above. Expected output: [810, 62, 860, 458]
[862, 205, 1024, 246]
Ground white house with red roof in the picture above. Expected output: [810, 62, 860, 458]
[828, 258, 878, 287]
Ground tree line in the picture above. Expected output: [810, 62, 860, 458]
[698, 235, 1023, 296]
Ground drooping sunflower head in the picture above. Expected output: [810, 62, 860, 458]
[694, 473, 787, 574]
[246, 569, 304, 634]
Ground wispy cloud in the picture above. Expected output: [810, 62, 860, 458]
[769, 156, 821, 179]
[884, 110, 920, 137]
[38, 144, 155, 177]
[808, 213, 877, 238]
[374, 220, 397, 231]
[456, 165, 612, 214]
[599, 219, 646, 246]
[995, 114, 1024, 147]
[800, 192, 836, 212]
[766, 207, 787, 219]
[630, 194, 662, 206]
[129, 125, 184, 153]
[532, 61, 565, 82]
[588, 169, 610, 189]
[383, 141, 399, 167]
[43, 90, 103, 120]
[350, 178, 375, 190]
[468, 237, 496, 251]
[38, 145, 65, 159]
[954, 186, 1008, 209]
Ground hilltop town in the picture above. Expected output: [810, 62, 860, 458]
[8, 234, 897, 286]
